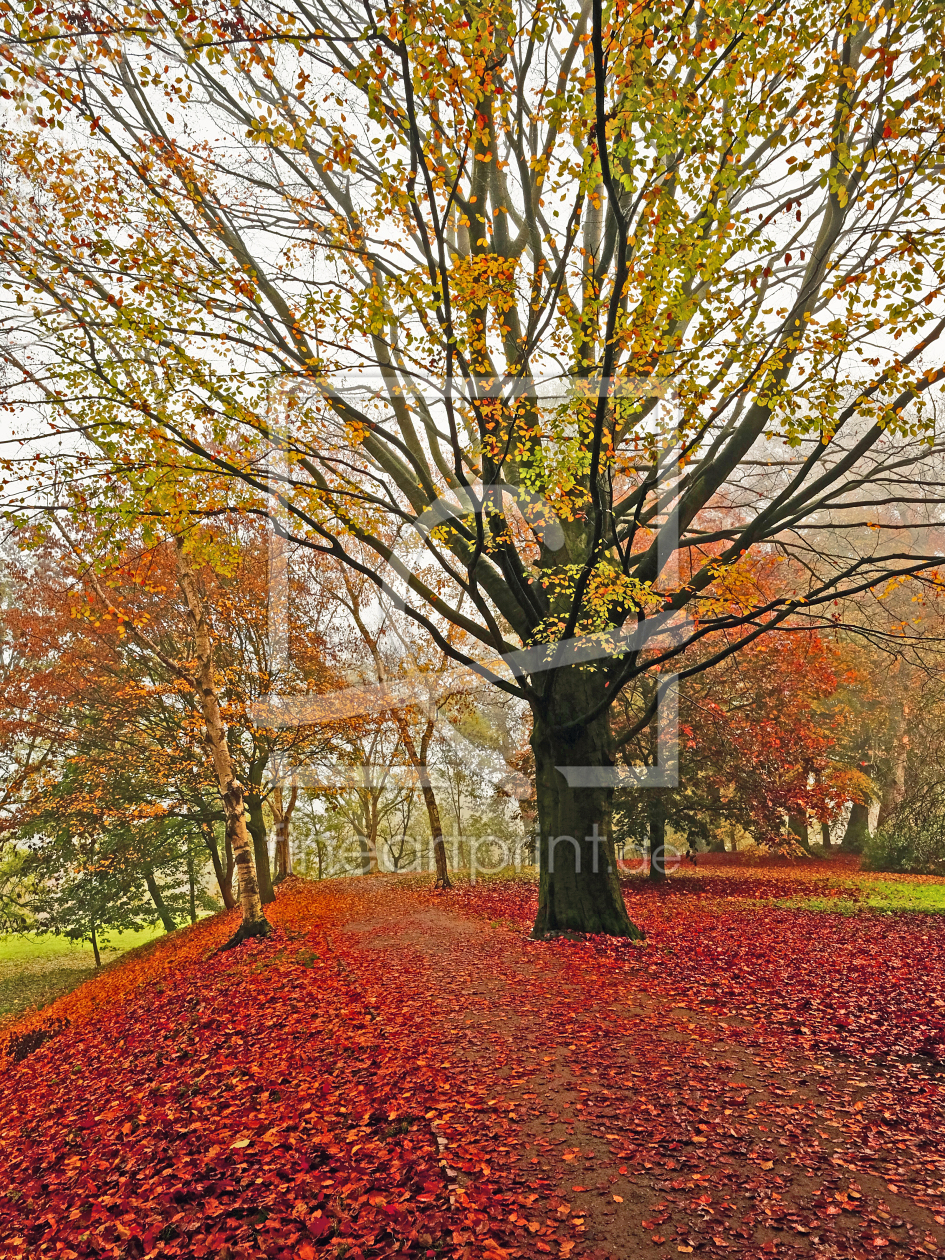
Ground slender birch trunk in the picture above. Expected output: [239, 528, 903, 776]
[175, 540, 270, 945]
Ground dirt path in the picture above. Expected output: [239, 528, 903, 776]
[331, 879, 945, 1259]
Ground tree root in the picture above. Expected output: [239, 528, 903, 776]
[219, 917, 273, 952]
[530, 923, 647, 943]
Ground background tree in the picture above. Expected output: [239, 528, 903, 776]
[19, 767, 162, 966]
[0, 518, 344, 942]
[615, 624, 870, 856]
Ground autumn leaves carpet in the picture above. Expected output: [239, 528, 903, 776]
[1, 868, 944, 1259]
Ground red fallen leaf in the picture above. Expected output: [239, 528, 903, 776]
[297, 1246, 315, 1260]
[571, 1186, 589, 1192]
[6, 869, 945, 1260]
[652, 1236, 666, 1244]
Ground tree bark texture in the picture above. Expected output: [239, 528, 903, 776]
[648, 788, 668, 883]
[399, 716, 452, 889]
[270, 776, 298, 882]
[841, 799, 871, 853]
[245, 756, 276, 905]
[175, 540, 270, 944]
[530, 669, 642, 938]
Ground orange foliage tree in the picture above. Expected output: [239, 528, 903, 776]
[0, 523, 340, 941]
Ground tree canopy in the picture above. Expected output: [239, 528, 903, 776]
[1, 0, 944, 933]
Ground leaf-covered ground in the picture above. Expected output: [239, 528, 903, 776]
[1, 861, 944, 1259]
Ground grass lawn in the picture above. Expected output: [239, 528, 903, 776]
[0, 924, 168, 1021]
[859, 879, 945, 912]
[775, 877, 945, 915]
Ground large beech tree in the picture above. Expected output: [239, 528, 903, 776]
[2, 0, 945, 935]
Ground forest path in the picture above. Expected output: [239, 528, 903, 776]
[0, 872, 943, 1259]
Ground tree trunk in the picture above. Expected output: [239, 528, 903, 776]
[400, 717, 452, 890]
[357, 829, 380, 875]
[877, 738, 907, 829]
[175, 540, 270, 947]
[270, 776, 298, 882]
[187, 850, 197, 923]
[422, 784, 451, 889]
[90, 919, 101, 968]
[143, 864, 177, 933]
[530, 671, 642, 938]
[648, 788, 667, 883]
[788, 813, 813, 853]
[840, 799, 871, 853]
[245, 758, 276, 904]
[203, 822, 236, 909]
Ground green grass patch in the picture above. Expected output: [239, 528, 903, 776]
[859, 881, 945, 914]
[0, 924, 168, 1019]
[774, 880, 945, 916]
[0, 925, 165, 967]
